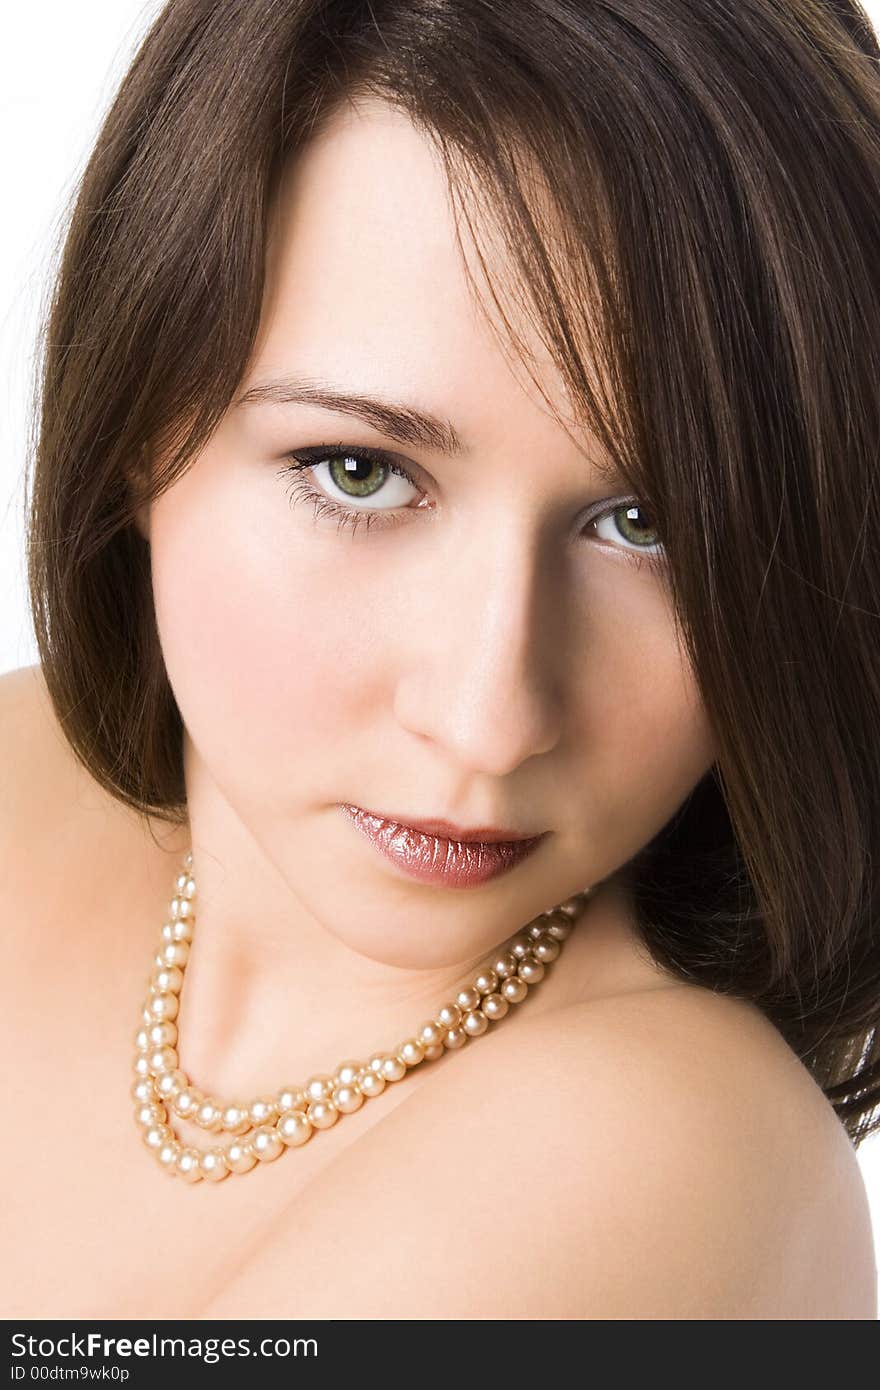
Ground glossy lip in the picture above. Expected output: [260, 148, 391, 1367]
[341, 804, 545, 843]
[340, 804, 549, 888]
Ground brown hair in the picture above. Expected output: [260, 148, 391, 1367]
[23, 0, 880, 1145]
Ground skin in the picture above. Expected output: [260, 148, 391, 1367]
[132, 94, 718, 1101]
[5, 95, 874, 1320]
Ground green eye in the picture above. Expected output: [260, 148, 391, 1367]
[278, 442, 666, 568]
[326, 453, 389, 498]
[590, 501, 665, 568]
[279, 444, 422, 537]
[607, 503, 661, 548]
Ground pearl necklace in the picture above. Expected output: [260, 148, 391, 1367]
[132, 848, 591, 1183]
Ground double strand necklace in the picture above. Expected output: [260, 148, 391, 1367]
[132, 848, 592, 1184]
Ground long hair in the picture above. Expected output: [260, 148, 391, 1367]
[24, 0, 880, 1144]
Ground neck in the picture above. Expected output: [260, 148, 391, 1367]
[131, 750, 618, 1106]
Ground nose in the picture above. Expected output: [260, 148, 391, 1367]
[392, 525, 565, 777]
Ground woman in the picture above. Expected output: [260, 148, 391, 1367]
[4, 0, 879, 1319]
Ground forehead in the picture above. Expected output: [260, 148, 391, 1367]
[252, 96, 578, 442]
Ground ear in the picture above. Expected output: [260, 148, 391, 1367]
[133, 496, 151, 543]
[126, 444, 152, 542]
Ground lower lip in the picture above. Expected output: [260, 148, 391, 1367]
[341, 805, 546, 888]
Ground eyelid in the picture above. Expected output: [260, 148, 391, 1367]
[286, 442, 424, 485]
[277, 442, 664, 565]
[281, 441, 635, 519]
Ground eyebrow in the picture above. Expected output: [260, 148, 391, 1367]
[233, 375, 468, 457]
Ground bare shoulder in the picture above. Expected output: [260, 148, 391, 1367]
[0, 657, 169, 841]
[0, 662, 57, 769]
[0, 662, 165, 971]
[0, 665, 91, 962]
[0, 662, 94, 845]
[452, 987, 876, 1320]
[450, 988, 878, 1319]
[202, 984, 878, 1320]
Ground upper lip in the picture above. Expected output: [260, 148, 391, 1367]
[344, 805, 547, 844]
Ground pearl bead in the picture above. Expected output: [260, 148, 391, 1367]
[148, 1045, 179, 1076]
[559, 895, 588, 916]
[161, 917, 193, 944]
[456, 987, 481, 1012]
[148, 991, 179, 1022]
[437, 1003, 462, 1029]
[133, 1052, 152, 1079]
[380, 1054, 407, 1082]
[173, 1086, 203, 1119]
[334, 1062, 362, 1088]
[276, 1110, 313, 1147]
[544, 908, 573, 939]
[304, 1074, 335, 1103]
[143, 1122, 171, 1150]
[533, 933, 560, 963]
[196, 1097, 224, 1131]
[176, 874, 196, 899]
[518, 955, 545, 984]
[155, 1068, 187, 1100]
[417, 1021, 446, 1048]
[199, 1148, 231, 1182]
[462, 1009, 489, 1037]
[492, 952, 518, 979]
[159, 941, 189, 969]
[482, 992, 510, 1021]
[176, 1147, 203, 1182]
[276, 1086, 308, 1112]
[135, 1101, 167, 1128]
[148, 1020, 178, 1048]
[131, 846, 577, 1183]
[225, 1138, 258, 1173]
[307, 1099, 339, 1129]
[248, 1096, 278, 1126]
[156, 1139, 182, 1174]
[359, 1069, 386, 1098]
[397, 1038, 426, 1068]
[150, 964, 184, 994]
[501, 976, 528, 1003]
[251, 1126, 284, 1162]
[332, 1084, 364, 1114]
[220, 1103, 251, 1134]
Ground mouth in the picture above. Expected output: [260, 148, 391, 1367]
[340, 804, 549, 889]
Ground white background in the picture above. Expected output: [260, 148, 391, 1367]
[2, 0, 879, 1292]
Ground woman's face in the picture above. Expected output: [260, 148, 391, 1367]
[140, 96, 716, 970]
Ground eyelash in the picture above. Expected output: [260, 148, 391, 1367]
[276, 443, 665, 570]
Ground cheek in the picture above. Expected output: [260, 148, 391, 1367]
[576, 578, 715, 854]
[147, 462, 390, 806]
